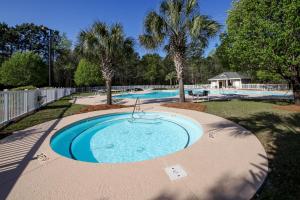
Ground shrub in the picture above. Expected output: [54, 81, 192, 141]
[152, 88, 171, 90]
[74, 59, 102, 86]
[0, 52, 47, 87]
[11, 85, 37, 91]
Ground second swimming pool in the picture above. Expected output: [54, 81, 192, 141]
[113, 89, 292, 99]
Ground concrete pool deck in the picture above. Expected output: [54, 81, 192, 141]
[73, 88, 293, 106]
[0, 103, 268, 200]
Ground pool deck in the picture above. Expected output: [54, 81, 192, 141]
[73, 89, 292, 106]
[0, 99, 268, 200]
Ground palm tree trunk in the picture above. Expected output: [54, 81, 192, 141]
[102, 62, 114, 105]
[173, 52, 185, 102]
[106, 79, 112, 105]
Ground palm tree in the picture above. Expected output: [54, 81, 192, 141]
[140, 0, 220, 102]
[78, 21, 133, 105]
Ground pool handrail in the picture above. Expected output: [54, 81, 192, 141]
[132, 97, 140, 118]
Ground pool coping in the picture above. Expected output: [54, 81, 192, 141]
[0, 104, 268, 200]
[52, 111, 203, 163]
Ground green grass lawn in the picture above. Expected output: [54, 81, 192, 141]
[0, 97, 87, 138]
[203, 100, 300, 199]
[72, 92, 95, 97]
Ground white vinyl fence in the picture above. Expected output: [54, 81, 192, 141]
[0, 88, 75, 126]
[76, 84, 210, 93]
[241, 84, 289, 90]
[77, 84, 290, 93]
[77, 84, 289, 92]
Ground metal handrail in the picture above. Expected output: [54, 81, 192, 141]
[132, 97, 140, 118]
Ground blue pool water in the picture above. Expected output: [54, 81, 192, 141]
[114, 91, 180, 99]
[50, 112, 203, 163]
[113, 89, 292, 99]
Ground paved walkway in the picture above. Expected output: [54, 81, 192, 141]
[73, 93, 182, 106]
[0, 99, 268, 200]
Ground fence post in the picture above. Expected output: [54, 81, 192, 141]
[4, 89, 9, 122]
[36, 88, 41, 109]
[24, 89, 28, 113]
[54, 88, 57, 100]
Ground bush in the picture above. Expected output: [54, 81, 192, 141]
[152, 88, 171, 90]
[0, 52, 47, 87]
[11, 85, 37, 91]
[74, 59, 102, 86]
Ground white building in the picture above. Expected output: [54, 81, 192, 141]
[208, 72, 251, 89]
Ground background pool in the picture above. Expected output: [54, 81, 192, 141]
[113, 89, 292, 99]
[114, 91, 179, 99]
[50, 112, 203, 163]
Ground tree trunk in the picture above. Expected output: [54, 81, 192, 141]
[101, 61, 114, 105]
[178, 78, 185, 102]
[173, 52, 185, 102]
[292, 78, 300, 105]
[106, 79, 112, 105]
[294, 90, 300, 105]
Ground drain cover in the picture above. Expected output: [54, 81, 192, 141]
[164, 165, 187, 181]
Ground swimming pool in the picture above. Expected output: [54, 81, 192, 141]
[113, 89, 292, 99]
[114, 90, 179, 99]
[50, 112, 203, 163]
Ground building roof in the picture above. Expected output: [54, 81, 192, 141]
[208, 72, 250, 80]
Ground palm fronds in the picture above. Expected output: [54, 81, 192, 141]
[140, 0, 220, 55]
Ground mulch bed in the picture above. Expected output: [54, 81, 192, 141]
[161, 102, 207, 112]
[77, 104, 131, 114]
[273, 104, 300, 112]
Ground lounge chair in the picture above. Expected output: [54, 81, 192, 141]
[96, 89, 106, 95]
[188, 90, 209, 100]
[134, 88, 143, 91]
[188, 90, 195, 97]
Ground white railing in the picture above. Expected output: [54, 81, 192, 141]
[76, 84, 210, 93]
[0, 88, 75, 126]
[185, 84, 210, 89]
[241, 84, 289, 91]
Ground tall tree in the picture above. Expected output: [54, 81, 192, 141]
[114, 44, 138, 85]
[53, 34, 76, 87]
[14, 23, 61, 61]
[165, 71, 177, 85]
[0, 22, 72, 87]
[0, 23, 17, 63]
[139, 0, 220, 102]
[78, 21, 134, 104]
[226, 0, 300, 104]
[140, 54, 164, 84]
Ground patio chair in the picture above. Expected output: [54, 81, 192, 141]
[96, 89, 106, 95]
[134, 88, 143, 91]
[188, 90, 195, 97]
[188, 90, 209, 100]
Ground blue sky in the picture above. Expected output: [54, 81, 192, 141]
[0, 0, 232, 57]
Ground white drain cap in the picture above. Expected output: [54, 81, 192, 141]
[164, 165, 187, 181]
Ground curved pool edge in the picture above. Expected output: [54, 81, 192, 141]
[0, 105, 268, 200]
[50, 111, 204, 163]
